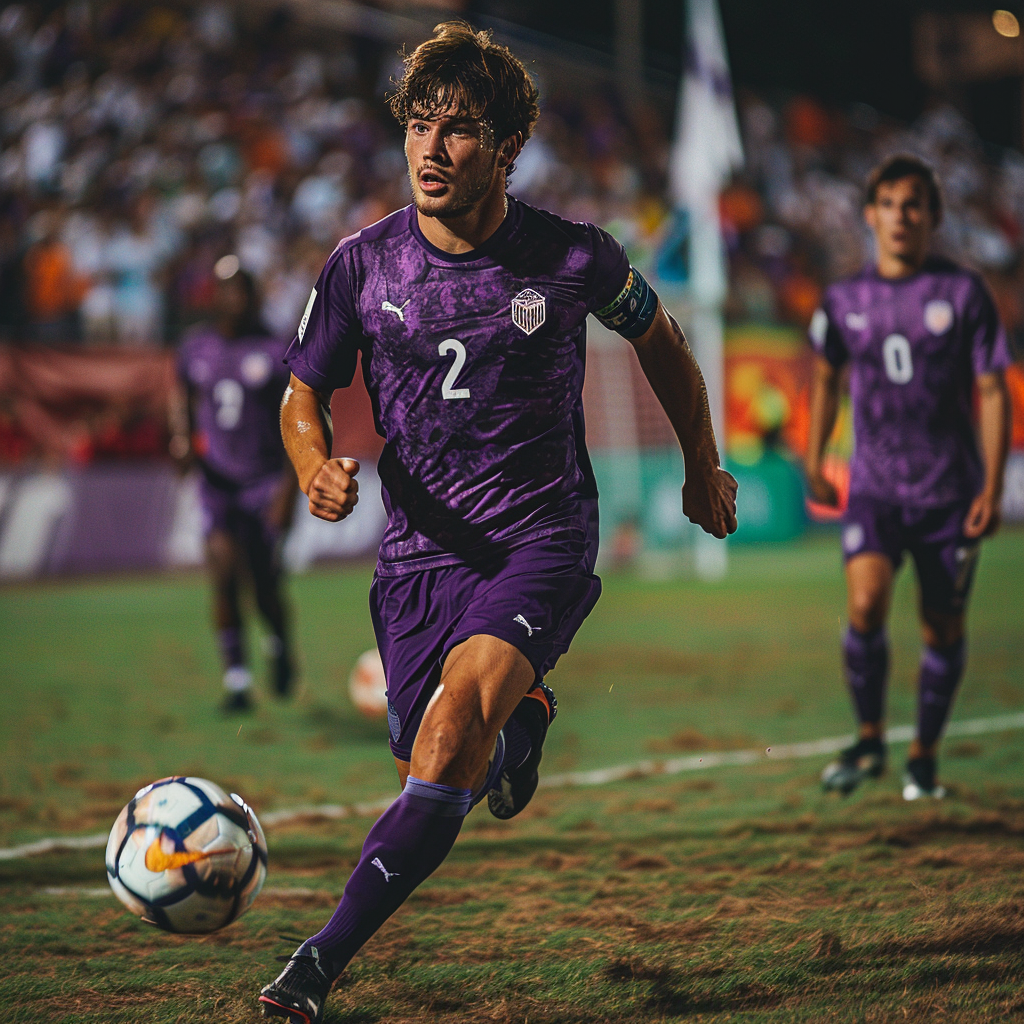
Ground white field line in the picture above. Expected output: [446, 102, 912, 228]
[36, 885, 333, 900]
[3, 711, 1023, 863]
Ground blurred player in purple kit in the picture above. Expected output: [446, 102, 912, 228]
[172, 256, 298, 712]
[259, 21, 737, 1023]
[805, 155, 1012, 801]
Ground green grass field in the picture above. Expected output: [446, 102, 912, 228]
[2, 532, 1023, 1022]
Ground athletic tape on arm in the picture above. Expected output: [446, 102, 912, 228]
[595, 267, 658, 339]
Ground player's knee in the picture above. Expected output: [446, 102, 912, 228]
[921, 612, 964, 649]
[849, 590, 887, 633]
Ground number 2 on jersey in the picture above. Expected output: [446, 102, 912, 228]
[438, 339, 470, 400]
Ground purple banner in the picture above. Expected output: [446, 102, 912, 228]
[0, 465, 385, 580]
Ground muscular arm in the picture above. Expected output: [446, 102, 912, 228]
[804, 355, 842, 506]
[964, 370, 1011, 538]
[628, 302, 737, 538]
[280, 373, 359, 523]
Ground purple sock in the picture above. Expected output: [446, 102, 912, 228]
[217, 627, 245, 669]
[299, 777, 471, 979]
[917, 639, 966, 748]
[843, 626, 889, 726]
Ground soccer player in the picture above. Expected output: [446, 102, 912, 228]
[806, 155, 1012, 801]
[172, 256, 298, 711]
[259, 22, 737, 1023]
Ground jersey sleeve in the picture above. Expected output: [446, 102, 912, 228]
[584, 224, 632, 314]
[964, 275, 1013, 377]
[808, 292, 848, 368]
[284, 245, 361, 395]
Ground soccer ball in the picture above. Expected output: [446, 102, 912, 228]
[348, 647, 388, 718]
[105, 776, 267, 934]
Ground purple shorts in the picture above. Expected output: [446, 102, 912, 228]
[370, 503, 601, 762]
[842, 494, 980, 614]
[199, 472, 280, 548]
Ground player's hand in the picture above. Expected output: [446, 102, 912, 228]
[682, 465, 738, 539]
[806, 469, 839, 507]
[964, 490, 1001, 539]
[307, 458, 360, 522]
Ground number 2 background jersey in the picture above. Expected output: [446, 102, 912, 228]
[809, 256, 1012, 508]
[285, 196, 632, 574]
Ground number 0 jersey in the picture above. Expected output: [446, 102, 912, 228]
[809, 256, 1012, 507]
[285, 196, 631, 574]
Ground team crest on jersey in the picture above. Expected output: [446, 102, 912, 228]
[845, 312, 868, 331]
[240, 352, 271, 387]
[511, 289, 546, 335]
[924, 299, 953, 335]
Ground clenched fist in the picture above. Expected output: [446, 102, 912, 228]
[307, 458, 360, 522]
[683, 465, 738, 539]
[805, 469, 840, 508]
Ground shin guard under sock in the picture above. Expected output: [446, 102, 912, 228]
[299, 778, 471, 979]
[843, 626, 889, 727]
[917, 639, 966, 749]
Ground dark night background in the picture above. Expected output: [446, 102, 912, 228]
[470, 0, 1024, 148]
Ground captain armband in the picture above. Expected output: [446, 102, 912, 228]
[594, 267, 658, 339]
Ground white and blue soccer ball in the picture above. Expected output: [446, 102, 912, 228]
[105, 776, 267, 934]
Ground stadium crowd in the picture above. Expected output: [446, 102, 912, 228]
[1, 1, 1022, 464]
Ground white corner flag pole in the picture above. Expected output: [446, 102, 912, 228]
[668, 0, 743, 580]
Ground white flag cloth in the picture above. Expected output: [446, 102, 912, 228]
[669, 0, 743, 216]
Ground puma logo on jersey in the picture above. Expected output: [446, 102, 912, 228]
[371, 857, 400, 882]
[513, 614, 540, 637]
[382, 300, 410, 322]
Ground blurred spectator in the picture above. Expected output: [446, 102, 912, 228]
[0, 0, 1020, 362]
[23, 209, 84, 341]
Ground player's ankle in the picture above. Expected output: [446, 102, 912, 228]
[908, 740, 936, 760]
[858, 722, 883, 741]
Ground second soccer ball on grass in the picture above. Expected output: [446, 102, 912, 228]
[348, 648, 389, 719]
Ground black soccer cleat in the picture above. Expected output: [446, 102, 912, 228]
[259, 951, 332, 1024]
[902, 756, 946, 801]
[821, 736, 886, 795]
[487, 681, 557, 820]
[222, 689, 254, 714]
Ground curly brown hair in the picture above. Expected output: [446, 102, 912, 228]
[388, 21, 540, 179]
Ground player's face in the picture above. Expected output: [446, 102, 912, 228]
[215, 276, 248, 326]
[405, 112, 501, 218]
[865, 176, 934, 265]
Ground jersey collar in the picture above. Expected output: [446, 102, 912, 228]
[408, 196, 520, 265]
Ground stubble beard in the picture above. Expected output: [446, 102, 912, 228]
[410, 156, 498, 220]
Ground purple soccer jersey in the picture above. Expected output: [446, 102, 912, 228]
[178, 330, 291, 485]
[810, 256, 1012, 507]
[286, 197, 630, 573]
